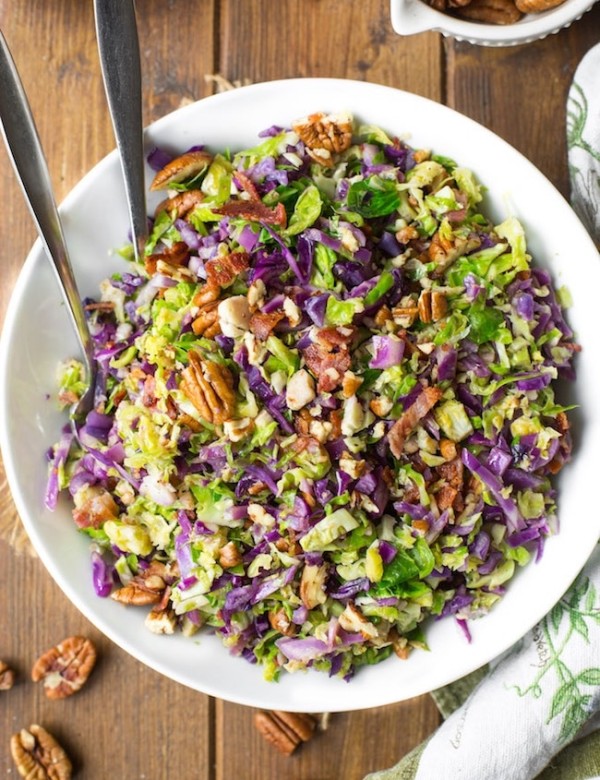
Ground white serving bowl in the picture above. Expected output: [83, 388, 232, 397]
[1, 78, 600, 712]
[390, 0, 599, 45]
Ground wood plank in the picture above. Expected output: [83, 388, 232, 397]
[0, 548, 214, 779]
[445, 5, 600, 197]
[216, 699, 441, 780]
[0, 2, 216, 778]
[218, 0, 443, 101]
[214, 3, 444, 777]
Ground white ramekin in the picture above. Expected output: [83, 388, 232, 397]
[390, 0, 598, 46]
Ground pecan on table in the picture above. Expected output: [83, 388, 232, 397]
[180, 351, 236, 425]
[10, 724, 72, 780]
[0, 660, 15, 690]
[254, 710, 318, 756]
[31, 636, 96, 700]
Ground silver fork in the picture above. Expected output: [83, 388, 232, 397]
[0, 30, 97, 434]
[93, 0, 148, 261]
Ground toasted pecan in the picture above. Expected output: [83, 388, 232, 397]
[150, 150, 213, 191]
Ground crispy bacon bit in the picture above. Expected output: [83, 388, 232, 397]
[315, 326, 356, 348]
[145, 241, 190, 275]
[72, 487, 119, 530]
[294, 408, 312, 436]
[205, 251, 250, 288]
[303, 342, 351, 393]
[437, 456, 464, 491]
[328, 409, 343, 439]
[234, 171, 261, 201]
[388, 385, 443, 458]
[412, 518, 430, 534]
[435, 485, 458, 512]
[555, 411, 570, 433]
[141, 375, 156, 407]
[249, 310, 285, 341]
[302, 326, 355, 393]
[215, 200, 287, 228]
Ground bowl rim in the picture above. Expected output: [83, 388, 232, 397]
[1, 77, 600, 711]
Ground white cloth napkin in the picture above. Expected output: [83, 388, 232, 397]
[568, 43, 600, 244]
[365, 42, 600, 780]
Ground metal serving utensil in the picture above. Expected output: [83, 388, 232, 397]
[93, 0, 148, 262]
[0, 30, 97, 433]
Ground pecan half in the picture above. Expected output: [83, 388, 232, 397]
[0, 660, 15, 690]
[145, 241, 191, 276]
[112, 560, 175, 606]
[293, 112, 353, 155]
[428, 231, 481, 273]
[31, 637, 96, 700]
[11, 724, 72, 780]
[299, 564, 328, 609]
[268, 608, 297, 637]
[254, 710, 317, 756]
[218, 540, 243, 569]
[454, 0, 523, 22]
[180, 352, 236, 425]
[191, 300, 221, 338]
[515, 0, 564, 10]
[193, 283, 220, 308]
[154, 188, 204, 219]
[418, 289, 433, 323]
[150, 150, 213, 191]
[110, 582, 162, 606]
[431, 290, 448, 321]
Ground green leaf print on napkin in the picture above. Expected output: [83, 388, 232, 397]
[512, 575, 600, 744]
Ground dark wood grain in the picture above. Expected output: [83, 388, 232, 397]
[0, 0, 597, 776]
[446, 4, 600, 197]
[219, 0, 443, 99]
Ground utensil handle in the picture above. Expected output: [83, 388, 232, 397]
[0, 31, 93, 365]
[94, 0, 147, 260]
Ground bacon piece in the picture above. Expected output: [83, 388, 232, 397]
[437, 456, 464, 491]
[315, 326, 356, 348]
[302, 326, 355, 393]
[215, 200, 287, 227]
[72, 488, 119, 530]
[388, 386, 443, 458]
[234, 171, 261, 201]
[435, 485, 458, 512]
[205, 251, 250, 288]
[302, 342, 351, 393]
[249, 310, 285, 341]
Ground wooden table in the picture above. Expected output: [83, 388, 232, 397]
[0, 2, 598, 777]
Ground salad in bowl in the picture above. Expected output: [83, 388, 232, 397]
[46, 109, 576, 683]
